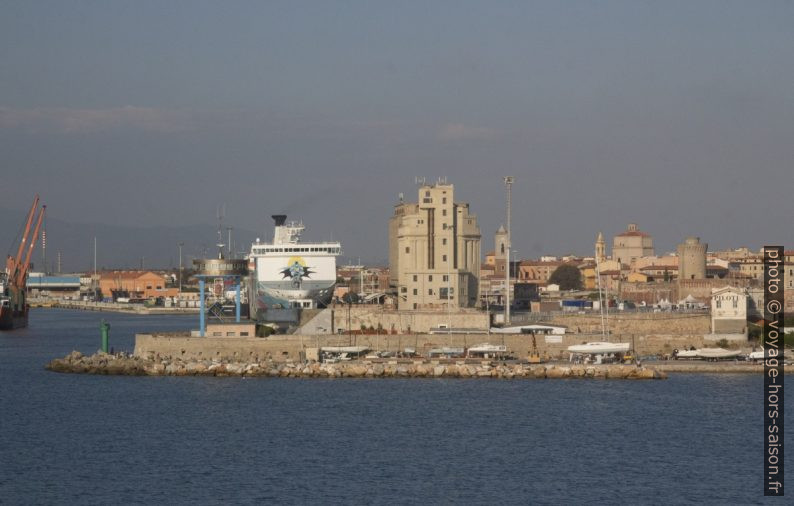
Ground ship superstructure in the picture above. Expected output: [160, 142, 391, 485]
[249, 215, 340, 311]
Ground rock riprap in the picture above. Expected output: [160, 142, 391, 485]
[47, 351, 667, 379]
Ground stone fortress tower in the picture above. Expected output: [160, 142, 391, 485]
[677, 236, 707, 280]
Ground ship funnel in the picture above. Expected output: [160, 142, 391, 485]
[272, 215, 287, 226]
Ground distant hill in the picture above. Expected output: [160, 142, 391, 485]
[0, 206, 258, 273]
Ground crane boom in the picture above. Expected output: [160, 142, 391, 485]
[9, 195, 40, 273]
[17, 205, 46, 287]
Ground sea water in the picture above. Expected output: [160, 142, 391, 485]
[0, 309, 790, 504]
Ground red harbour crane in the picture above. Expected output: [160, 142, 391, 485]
[1, 195, 46, 330]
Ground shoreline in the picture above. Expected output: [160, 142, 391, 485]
[646, 361, 789, 374]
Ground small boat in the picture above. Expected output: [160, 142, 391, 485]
[567, 342, 630, 354]
[749, 349, 765, 361]
[489, 324, 567, 335]
[320, 346, 370, 354]
[320, 345, 370, 362]
[467, 343, 509, 359]
[674, 349, 700, 359]
[675, 348, 741, 360]
[696, 348, 741, 360]
[428, 347, 465, 358]
[468, 343, 507, 353]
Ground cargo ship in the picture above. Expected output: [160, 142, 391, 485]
[0, 272, 28, 330]
[248, 215, 340, 310]
[1, 196, 45, 330]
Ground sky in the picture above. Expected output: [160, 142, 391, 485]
[1, 0, 792, 268]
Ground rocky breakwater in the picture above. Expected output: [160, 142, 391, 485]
[47, 351, 666, 379]
[47, 351, 150, 375]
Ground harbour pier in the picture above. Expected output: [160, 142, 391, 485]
[46, 350, 667, 379]
[33, 299, 199, 314]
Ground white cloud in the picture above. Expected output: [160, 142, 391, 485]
[437, 122, 498, 141]
[0, 106, 195, 133]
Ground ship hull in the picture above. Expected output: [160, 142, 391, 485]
[0, 307, 28, 330]
[254, 280, 335, 310]
[567, 342, 631, 354]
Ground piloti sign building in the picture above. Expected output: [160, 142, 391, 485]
[389, 181, 481, 310]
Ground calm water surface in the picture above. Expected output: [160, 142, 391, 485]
[0, 309, 790, 505]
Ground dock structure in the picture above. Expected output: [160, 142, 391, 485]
[41, 299, 199, 314]
[45, 332, 792, 379]
[192, 257, 248, 336]
[132, 331, 780, 367]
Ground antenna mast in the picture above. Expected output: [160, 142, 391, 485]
[216, 204, 226, 259]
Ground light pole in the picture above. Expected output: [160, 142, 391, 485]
[595, 240, 606, 339]
[512, 249, 519, 313]
[485, 285, 491, 334]
[447, 223, 452, 332]
[93, 236, 98, 301]
[503, 176, 514, 326]
[178, 242, 184, 295]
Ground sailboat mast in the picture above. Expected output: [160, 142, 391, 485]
[604, 268, 610, 340]
[595, 254, 606, 339]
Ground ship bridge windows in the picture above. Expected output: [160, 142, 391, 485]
[256, 245, 338, 254]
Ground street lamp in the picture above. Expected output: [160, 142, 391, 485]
[484, 285, 491, 334]
[511, 249, 519, 314]
[178, 242, 184, 295]
[447, 222, 452, 332]
[503, 176, 514, 325]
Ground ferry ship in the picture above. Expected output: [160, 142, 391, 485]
[249, 215, 340, 310]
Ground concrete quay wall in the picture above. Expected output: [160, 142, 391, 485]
[327, 306, 489, 334]
[328, 308, 710, 336]
[135, 334, 306, 363]
[546, 312, 711, 336]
